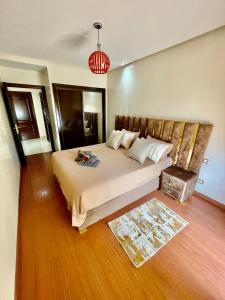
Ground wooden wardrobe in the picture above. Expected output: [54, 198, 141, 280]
[53, 83, 106, 150]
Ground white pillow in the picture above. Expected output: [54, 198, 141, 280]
[146, 136, 173, 158]
[120, 131, 136, 149]
[143, 136, 172, 163]
[106, 130, 124, 149]
[127, 138, 152, 164]
[122, 129, 140, 141]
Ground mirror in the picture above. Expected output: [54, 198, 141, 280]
[83, 91, 103, 145]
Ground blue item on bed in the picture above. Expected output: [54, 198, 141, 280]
[75, 150, 100, 167]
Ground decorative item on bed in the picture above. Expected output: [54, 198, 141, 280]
[75, 150, 100, 167]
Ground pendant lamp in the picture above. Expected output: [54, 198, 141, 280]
[88, 22, 110, 74]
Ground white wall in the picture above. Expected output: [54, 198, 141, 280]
[0, 90, 20, 300]
[48, 62, 106, 88]
[0, 65, 45, 300]
[0, 60, 107, 300]
[0, 65, 44, 85]
[8, 87, 47, 138]
[107, 26, 225, 205]
[0, 62, 107, 150]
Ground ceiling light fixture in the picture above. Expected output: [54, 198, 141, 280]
[88, 22, 110, 74]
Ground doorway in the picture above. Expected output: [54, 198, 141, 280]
[8, 91, 40, 140]
[2, 83, 55, 165]
[53, 83, 106, 150]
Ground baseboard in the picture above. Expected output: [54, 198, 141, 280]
[194, 191, 225, 211]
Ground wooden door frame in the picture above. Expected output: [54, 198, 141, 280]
[1, 83, 27, 165]
[39, 91, 52, 144]
[52, 83, 106, 148]
[8, 91, 40, 140]
[1, 82, 55, 165]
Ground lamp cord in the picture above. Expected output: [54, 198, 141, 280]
[97, 28, 101, 50]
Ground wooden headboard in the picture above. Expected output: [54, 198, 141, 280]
[115, 115, 213, 174]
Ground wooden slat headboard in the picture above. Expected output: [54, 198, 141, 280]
[115, 115, 213, 174]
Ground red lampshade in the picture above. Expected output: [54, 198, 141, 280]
[88, 50, 110, 74]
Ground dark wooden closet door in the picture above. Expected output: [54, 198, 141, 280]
[55, 88, 84, 150]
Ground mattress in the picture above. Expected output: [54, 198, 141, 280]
[52, 143, 172, 226]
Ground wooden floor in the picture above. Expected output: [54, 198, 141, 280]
[16, 153, 225, 300]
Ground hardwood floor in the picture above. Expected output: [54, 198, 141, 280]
[16, 153, 225, 300]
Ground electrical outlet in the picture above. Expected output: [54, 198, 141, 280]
[203, 158, 208, 164]
[197, 178, 204, 185]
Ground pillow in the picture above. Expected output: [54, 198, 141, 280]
[106, 130, 124, 149]
[127, 138, 152, 164]
[122, 129, 140, 141]
[120, 131, 136, 149]
[146, 136, 173, 158]
[144, 136, 173, 163]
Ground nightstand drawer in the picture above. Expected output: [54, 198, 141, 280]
[161, 183, 181, 200]
[161, 166, 198, 202]
[162, 174, 184, 192]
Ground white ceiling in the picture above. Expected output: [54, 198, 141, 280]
[0, 0, 225, 70]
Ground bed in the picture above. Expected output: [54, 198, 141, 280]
[52, 115, 213, 230]
[52, 143, 172, 230]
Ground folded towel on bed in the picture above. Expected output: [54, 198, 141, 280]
[75, 150, 100, 167]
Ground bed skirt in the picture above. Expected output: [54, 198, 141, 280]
[77, 177, 159, 230]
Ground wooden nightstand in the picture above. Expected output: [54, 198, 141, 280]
[161, 166, 198, 203]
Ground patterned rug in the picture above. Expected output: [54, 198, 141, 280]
[108, 198, 188, 268]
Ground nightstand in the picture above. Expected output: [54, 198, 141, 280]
[161, 166, 198, 203]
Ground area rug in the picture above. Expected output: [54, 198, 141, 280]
[108, 198, 188, 268]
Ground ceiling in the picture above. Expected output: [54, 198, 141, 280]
[0, 0, 225, 70]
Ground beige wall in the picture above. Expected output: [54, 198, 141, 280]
[0, 90, 20, 300]
[107, 26, 225, 205]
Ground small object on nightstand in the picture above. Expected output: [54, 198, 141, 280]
[161, 166, 198, 203]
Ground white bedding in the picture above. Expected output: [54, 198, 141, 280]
[52, 143, 172, 226]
